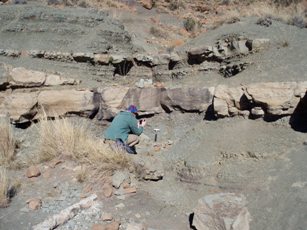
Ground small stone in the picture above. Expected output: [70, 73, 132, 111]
[27, 198, 42, 210]
[102, 184, 113, 198]
[49, 158, 63, 168]
[102, 213, 113, 221]
[135, 213, 141, 218]
[123, 187, 136, 195]
[26, 166, 41, 178]
[112, 171, 130, 189]
[115, 203, 125, 209]
[121, 181, 130, 189]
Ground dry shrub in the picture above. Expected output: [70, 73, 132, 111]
[183, 17, 196, 31]
[0, 167, 9, 208]
[37, 115, 130, 174]
[235, 1, 306, 26]
[150, 26, 168, 38]
[0, 117, 16, 168]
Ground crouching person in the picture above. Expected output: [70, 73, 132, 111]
[104, 105, 146, 154]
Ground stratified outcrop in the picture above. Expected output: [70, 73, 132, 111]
[0, 65, 306, 124]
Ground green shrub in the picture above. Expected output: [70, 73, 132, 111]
[183, 17, 196, 32]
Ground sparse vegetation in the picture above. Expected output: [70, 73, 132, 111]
[37, 114, 130, 174]
[0, 117, 16, 168]
[150, 26, 167, 38]
[183, 17, 196, 32]
[76, 165, 87, 183]
[273, 0, 303, 6]
[0, 167, 9, 208]
[168, 0, 185, 11]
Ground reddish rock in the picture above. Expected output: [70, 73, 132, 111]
[27, 198, 42, 210]
[92, 224, 104, 230]
[102, 213, 113, 221]
[123, 187, 137, 195]
[102, 184, 113, 198]
[26, 166, 41, 178]
[139, 0, 153, 9]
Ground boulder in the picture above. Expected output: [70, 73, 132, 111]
[44, 74, 79, 86]
[214, 85, 249, 117]
[98, 87, 129, 119]
[133, 156, 164, 181]
[161, 87, 214, 112]
[0, 91, 39, 122]
[112, 171, 130, 189]
[9, 67, 45, 87]
[192, 193, 250, 230]
[248, 38, 270, 50]
[37, 89, 95, 117]
[246, 82, 301, 116]
[94, 54, 110, 65]
[122, 87, 163, 114]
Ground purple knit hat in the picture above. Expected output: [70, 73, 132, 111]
[127, 105, 138, 113]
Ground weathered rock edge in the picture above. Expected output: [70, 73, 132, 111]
[0, 80, 306, 124]
[0, 37, 269, 80]
[32, 194, 97, 230]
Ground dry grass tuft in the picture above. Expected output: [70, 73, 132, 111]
[76, 165, 87, 183]
[0, 167, 10, 208]
[37, 114, 130, 175]
[0, 117, 16, 168]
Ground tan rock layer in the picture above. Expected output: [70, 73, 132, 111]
[214, 81, 307, 118]
[1, 67, 79, 89]
[0, 81, 306, 123]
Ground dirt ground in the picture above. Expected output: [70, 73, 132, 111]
[1, 115, 306, 230]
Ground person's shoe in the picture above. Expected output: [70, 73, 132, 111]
[124, 144, 137, 154]
[114, 139, 137, 154]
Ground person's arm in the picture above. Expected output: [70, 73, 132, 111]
[129, 117, 144, 136]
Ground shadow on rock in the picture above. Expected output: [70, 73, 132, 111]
[290, 93, 307, 133]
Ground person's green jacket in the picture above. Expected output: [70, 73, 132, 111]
[104, 111, 143, 142]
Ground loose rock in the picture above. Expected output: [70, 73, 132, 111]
[26, 166, 41, 178]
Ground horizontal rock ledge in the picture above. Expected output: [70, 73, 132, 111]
[0, 81, 306, 123]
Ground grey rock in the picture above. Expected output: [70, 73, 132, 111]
[192, 193, 251, 230]
[112, 171, 130, 189]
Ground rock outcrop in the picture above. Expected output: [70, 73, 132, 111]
[0, 65, 306, 123]
[214, 82, 307, 119]
[192, 193, 250, 230]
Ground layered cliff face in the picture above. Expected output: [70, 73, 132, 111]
[0, 1, 307, 230]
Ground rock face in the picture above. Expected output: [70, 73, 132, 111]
[161, 87, 215, 112]
[1, 67, 79, 89]
[192, 193, 250, 230]
[0, 6, 133, 54]
[0, 63, 306, 123]
[213, 82, 307, 119]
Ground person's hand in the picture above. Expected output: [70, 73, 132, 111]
[139, 119, 146, 127]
